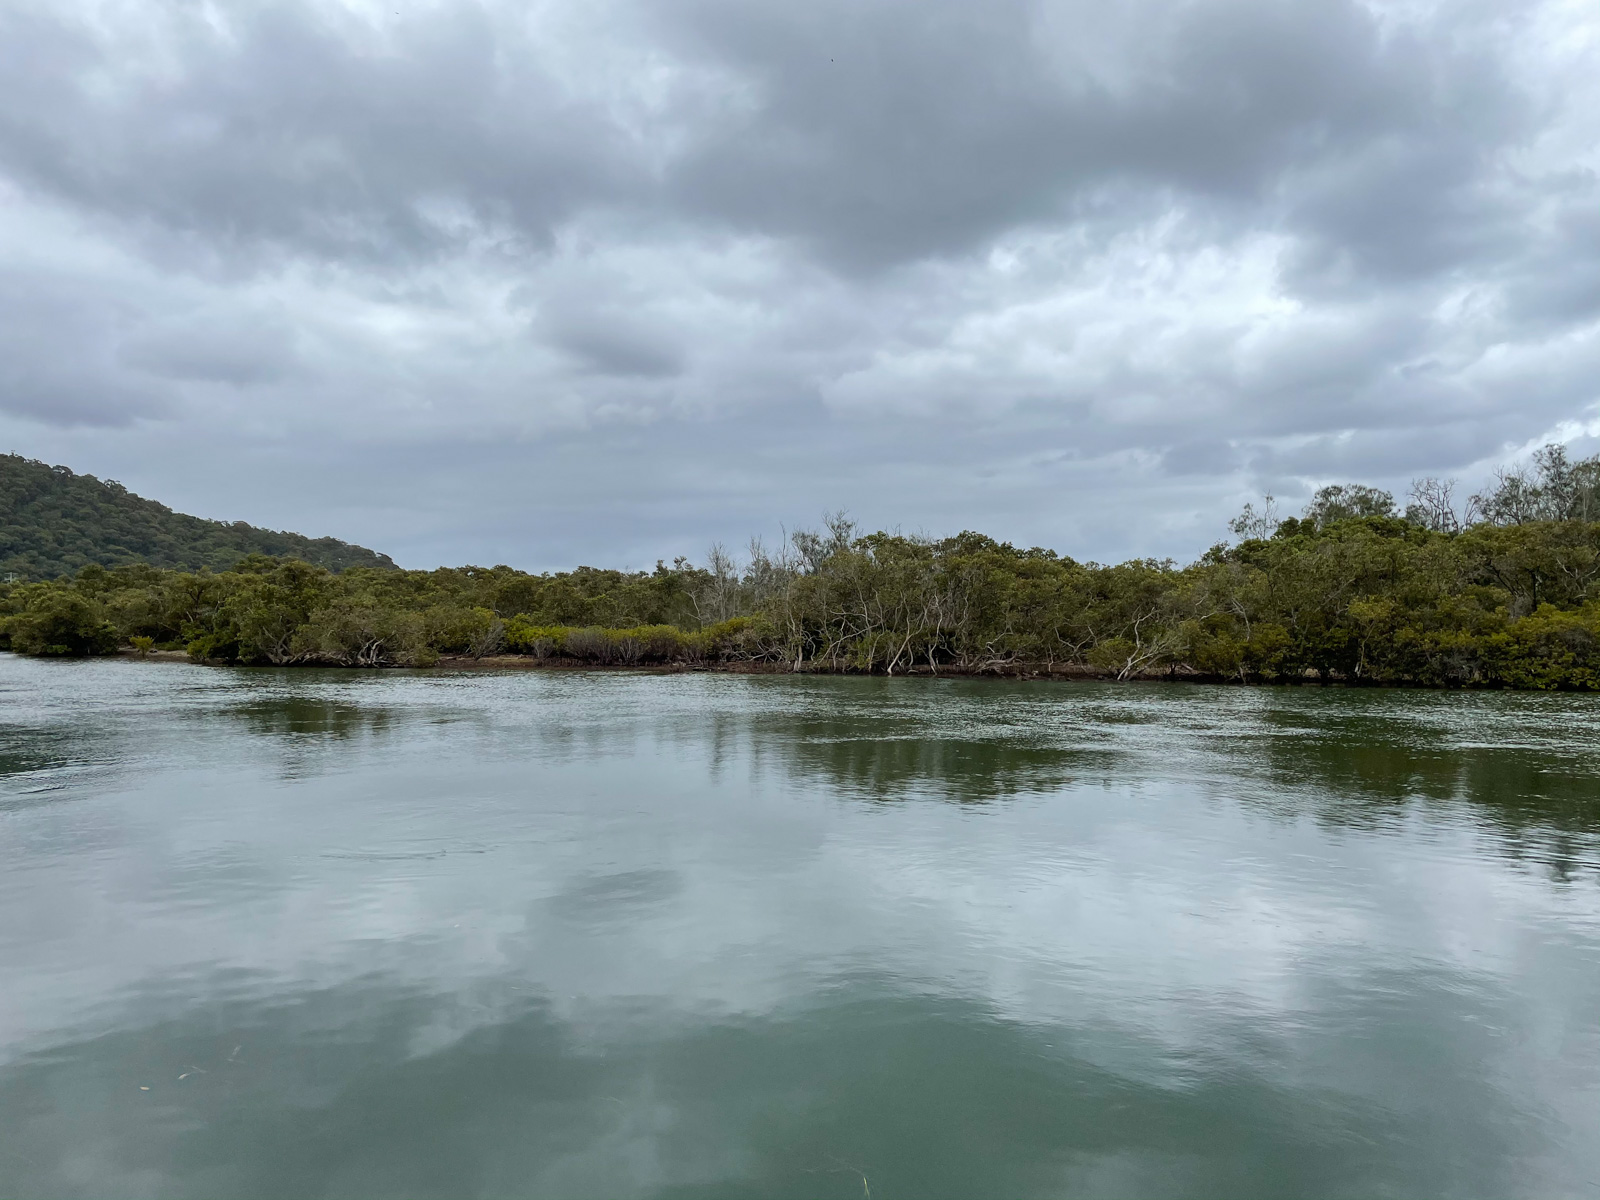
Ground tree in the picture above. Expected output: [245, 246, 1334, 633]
[1303, 484, 1396, 529]
[1228, 495, 1279, 541]
[1405, 478, 1461, 533]
[1470, 444, 1600, 525]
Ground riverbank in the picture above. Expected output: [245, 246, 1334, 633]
[8, 507, 1600, 690]
[109, 647, 1403, 686]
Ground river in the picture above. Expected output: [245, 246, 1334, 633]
[2, 656, 1598, 1198]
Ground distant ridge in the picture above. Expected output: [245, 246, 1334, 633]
[0, 454, 397, 579]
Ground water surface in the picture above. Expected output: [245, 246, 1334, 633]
[2, 657, 1599, 1198]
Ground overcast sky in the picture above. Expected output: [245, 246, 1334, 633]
[2, 0, 1598, 570]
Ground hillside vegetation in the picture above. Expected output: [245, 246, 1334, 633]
[1, 454, 396, 578]
[4, 444, 1600, 690]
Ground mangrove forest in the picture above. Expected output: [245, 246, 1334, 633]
[4, 445, 1600, 689]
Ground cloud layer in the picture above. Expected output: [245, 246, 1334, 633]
[2, 0, 1598, 567]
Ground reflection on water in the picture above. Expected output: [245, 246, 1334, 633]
[1249, 696, 1600, 830]
[0, 726, 86, 782]
[761, 727, 1104, 803]
[2, 656, 1599, 1199]
[224, 696, 399, 741]
[0, 971, 1554, 1200]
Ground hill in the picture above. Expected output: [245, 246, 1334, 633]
[0, 454, 397, 579]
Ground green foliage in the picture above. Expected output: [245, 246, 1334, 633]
[1303, 483, 1397, 529]
[1492, 603, 1600, 690]
[8, 444, 1600, 688]
[4, 518, 1600, 686]
[0, 454, 396, 580]
[1, 586, 119, 656]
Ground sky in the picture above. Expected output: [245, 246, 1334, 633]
[2, 0, 1599, 571]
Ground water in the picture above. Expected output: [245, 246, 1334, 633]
[2, 656, 1599, 1199]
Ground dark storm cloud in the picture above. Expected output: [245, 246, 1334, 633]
[657, 0, 1527, 276]
[0, 0, 1531, 277]
[0, 0, 1595, 566]
[0, 2, 636, 266]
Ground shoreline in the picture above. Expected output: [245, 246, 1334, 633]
[97, 648, 1471, 688]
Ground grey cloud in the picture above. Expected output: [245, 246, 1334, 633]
[0, 371, 160, 429]
[0, 0, 1596, 566]
[0, 0, 1535, 281]
[118, 313, 300, 385]
[655, 0, 1528, 279]
[0, 278, 168, 427]
[1161, 440, 1242, 478]
[0, 3, 631, 265]
[541, 311, 686, 378]
[1499, 189, 1600, 328]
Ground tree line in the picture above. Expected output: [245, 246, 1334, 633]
[4, 445, 1600, 689]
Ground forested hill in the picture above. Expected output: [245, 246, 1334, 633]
[0, 454, 396, 579]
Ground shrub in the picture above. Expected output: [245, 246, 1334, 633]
[610, 630, 644, 664]
[699, 616, 766, 661]
[563, 627, 606, 661]
[609, 625, 688, 663]
[640, 625, 687, 660]
[2, 589, 119, 656]
[186, 629, 241, 663]
[424, 605, 497, 654]
[505, 619, 576, 659]
[1494, 603, 1600, 690]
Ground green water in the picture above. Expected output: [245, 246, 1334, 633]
[2, 656, 1598, 1199]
